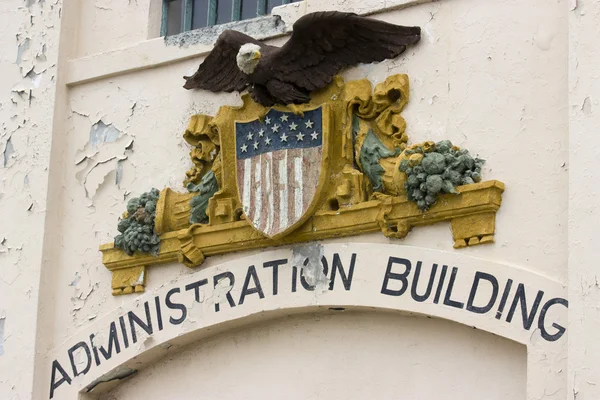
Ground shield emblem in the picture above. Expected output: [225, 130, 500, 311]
[235, 107, 324, 239]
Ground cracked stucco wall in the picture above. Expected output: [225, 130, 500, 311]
[568, 1, 600, 399]
[75, 0, 154, 58]
[37, 0, 568, 355]
[0, 1, 63, 399]
[35, 1, 569, 398]
[1, 0, 594, 398]
[100, 312, 527, 400]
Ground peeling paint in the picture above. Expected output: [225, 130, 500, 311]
[115, 159, 124, 186]
[85, 367, 138, 393]
[75, 120, 133, 200]
[0, 235, 29, 288]
[134, 270, 144, 286]
[535, 28, 554, 51]
[36, 43, 47, 63]
[0, 313, 5, 356]
[0, 0, 63, 396]
[69, 272, 80, 287]
[0, 0, 579, 398]
[2, 137, 14, 168]
[16, 38, 30, 65]
[292, 243, 330, 293]
[88, 120, 121, 149]
[570, 0, 578, 11]
[582, 96, 592, 116]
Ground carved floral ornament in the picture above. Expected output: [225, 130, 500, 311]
[100, 74, 505, 296]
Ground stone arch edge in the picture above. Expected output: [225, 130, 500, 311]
[41, 243, 566, 399]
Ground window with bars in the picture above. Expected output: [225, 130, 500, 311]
[162, 0, 301, 36]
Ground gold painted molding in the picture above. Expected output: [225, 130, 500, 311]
[102, 181, 504, 294]
[100, 74, 506, 295]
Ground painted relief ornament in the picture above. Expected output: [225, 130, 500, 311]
[235, 107, 325, 238]
[183, 11, 421, 107]
[100, 14, 506, 296]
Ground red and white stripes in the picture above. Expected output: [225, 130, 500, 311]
[237, 147, 322, 237]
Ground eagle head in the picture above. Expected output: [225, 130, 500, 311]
[236, 43, 262, 75]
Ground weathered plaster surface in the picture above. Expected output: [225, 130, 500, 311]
[34, 0, 567, 396]
[0, 1, 62, 399]
[568, 0, 600, 398]
[0, 0, 579, 398]
[39, 244, 566, 399]
[101, 312, 527, 400]
[75, 0, 153, 58]
[64, 0, 435, 86]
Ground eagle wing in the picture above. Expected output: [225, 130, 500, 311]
[183, 30, 263, 92]
[269, 12, 421, 91]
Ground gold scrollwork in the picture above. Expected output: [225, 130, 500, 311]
[100, 74, 506, 295]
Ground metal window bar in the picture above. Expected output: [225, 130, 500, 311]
[232, 0, 242, 22]
[162, 0, 295, 36]
[257, 0, 266, 16]
[207, 0, 217, 26]
[183, 0, 193, 31]
[161, 0, 193, 35]
[160, 0, 169, 36]
[201, 0, 240, 28]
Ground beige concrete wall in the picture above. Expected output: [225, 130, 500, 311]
[0, 1, 64, 399]
[100, 312, 527, 400]
[569, 0, 600, 399]
[0, 0, 595, 399]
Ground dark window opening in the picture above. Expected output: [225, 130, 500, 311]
[162, 0, 302, 36]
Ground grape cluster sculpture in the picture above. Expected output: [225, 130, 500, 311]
[399, 140, 485, 211]
[114, 188, 161, 256]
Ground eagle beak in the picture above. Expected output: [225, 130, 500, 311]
[253, 51, 262, 61]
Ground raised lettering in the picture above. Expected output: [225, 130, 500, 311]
[466, 272, 499, 314]
[185, 278, 208, 302]
[98, 322, 121, 361]
[49, 360, 71, 399]
[538, 297, 568, 342]
[128, 301, 153, 343]
[89, 334, 100, 366]
[506, 283, 544, 330]
[213, 272, 236, 312]
[495, 279, 513, 320]
[411, 262, 437, 302]
[67, 341, 91, 377]
[443, 267, 465, 309]
[433, 265, 448, 304]
[155, 295, 164, 331]
[119, 315, 129, 348]
[166, 288, 187, 325]
[292, 266, 298, 293]
[380, 257, 411, 296]
[263, 259, 287, 296]
[329, 253, 356, 291]
[239, 265, 265, 305]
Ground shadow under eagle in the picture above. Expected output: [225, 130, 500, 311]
[183, 11, 421, 107]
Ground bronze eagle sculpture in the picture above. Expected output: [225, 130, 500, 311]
[183, 11, 421, 107]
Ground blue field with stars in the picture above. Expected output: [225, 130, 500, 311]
[235, 107, 323, 160]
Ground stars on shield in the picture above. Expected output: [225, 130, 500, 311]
[235, 107, 324, 238]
